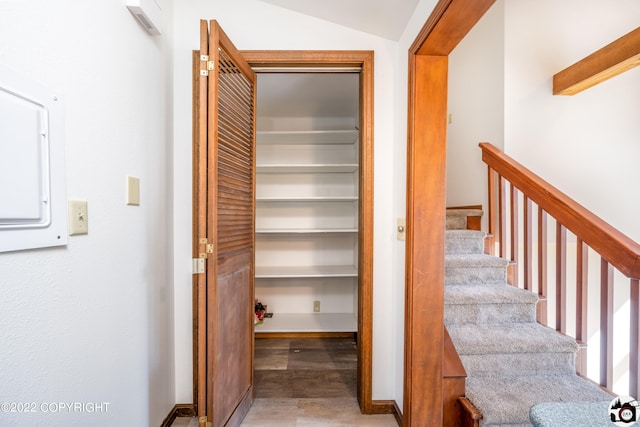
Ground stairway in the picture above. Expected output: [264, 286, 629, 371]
[444, 213, 612, 426]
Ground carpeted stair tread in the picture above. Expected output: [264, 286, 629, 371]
[448, 323, 578, 356]
[445, 283, 538, 324]
[465, 374, 613, 426]
[446, 254, 509, 285]
[445, 283, 538, 306]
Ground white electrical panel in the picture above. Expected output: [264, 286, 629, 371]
[0, 66, 67, 252]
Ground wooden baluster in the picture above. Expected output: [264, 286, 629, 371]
[556, 223, 567, 334]
[537, 209, 548, 324]
[600, 259, 614, 389]
[524, 196, 532, 291]
[487, 167, 496, 245]
[631, 278, 640, 399]
[510, 184, 519, 286]
[575, 239, 588, 376]
[498, 175, 506, 258]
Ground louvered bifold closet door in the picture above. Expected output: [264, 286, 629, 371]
[205, 20, 256, 427]
[216, 47, 254, 257]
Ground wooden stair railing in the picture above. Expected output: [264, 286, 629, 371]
[480, 142, 640, 397]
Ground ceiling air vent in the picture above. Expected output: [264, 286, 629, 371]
[126, 0, 162, 35]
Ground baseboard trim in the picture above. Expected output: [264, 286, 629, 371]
[255, 331, 356, 339]
[369, 400, 401, 425]
[393, 401, 403, 426]
[160, 403, 196, 427]
[368, 399, 396, 414]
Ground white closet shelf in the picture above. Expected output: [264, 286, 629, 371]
[255, 265, 358, 278]
[256, 196, 358, 202]
[256, 164, 358, 174]
[256, 130, 358, 145]
[256, 228, 357, 234]
[254, 313, 357, 333]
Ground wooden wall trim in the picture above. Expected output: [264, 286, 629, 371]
[409, 0, 453, 53]
[404, 54, 448, 426]
[413, 0, 495, 55]
[405, 1, 494, 426]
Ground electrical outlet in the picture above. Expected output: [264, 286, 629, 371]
[313, 300, 320, 313]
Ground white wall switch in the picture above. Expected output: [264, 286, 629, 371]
[126, 176, 140, 206]
[68, 200, 88, 235]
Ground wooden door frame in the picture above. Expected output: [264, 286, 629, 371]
[240, 50, 375, 413]
[403, 1, 495, 425]
[194, 50, 376, 415]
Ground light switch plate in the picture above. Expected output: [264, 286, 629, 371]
[68, 200, 88, 235]
[126, 176, 140, 206]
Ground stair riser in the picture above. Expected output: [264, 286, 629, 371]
[445, 303, 536, 325]
[446, 216, 467, 230]
[460, 353, 576, 378]
[445, 267, 506, 285]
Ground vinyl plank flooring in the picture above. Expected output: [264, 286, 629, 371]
[172, 338, 397, 426]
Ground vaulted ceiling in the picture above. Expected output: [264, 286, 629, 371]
[256, 0, 420, 40]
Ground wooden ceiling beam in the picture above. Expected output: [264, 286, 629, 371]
[553, 26, 640, 96]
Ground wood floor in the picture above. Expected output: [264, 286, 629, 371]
[172, 337, 398, 426]
[254, 337, 357, 399]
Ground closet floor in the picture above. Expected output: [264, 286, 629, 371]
[243, 337, 398, 426]
[171, 337, 398, 427]
[254, 337, 357, 398]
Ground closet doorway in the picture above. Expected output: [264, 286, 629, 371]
[191, 48, 376, 424]
[242, 50, 375, 413]
[252, 70, 361, 405]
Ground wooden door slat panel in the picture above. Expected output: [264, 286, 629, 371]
[205, 20, 256, 427]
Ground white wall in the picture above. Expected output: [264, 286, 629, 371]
[504, 0, 640, 396]
[448, 0, 505, 216]
[172, 0, 402, 403]
[504, 0, 640, 242]
[0, 1, 175, 426]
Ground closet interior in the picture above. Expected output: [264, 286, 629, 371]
[253, 71, 360, 334]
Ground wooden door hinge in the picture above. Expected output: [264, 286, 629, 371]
[198, 237, 214, 259]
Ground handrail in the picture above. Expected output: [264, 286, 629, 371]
[480, 142, 640, 398]
[480, 142, 640, 279]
